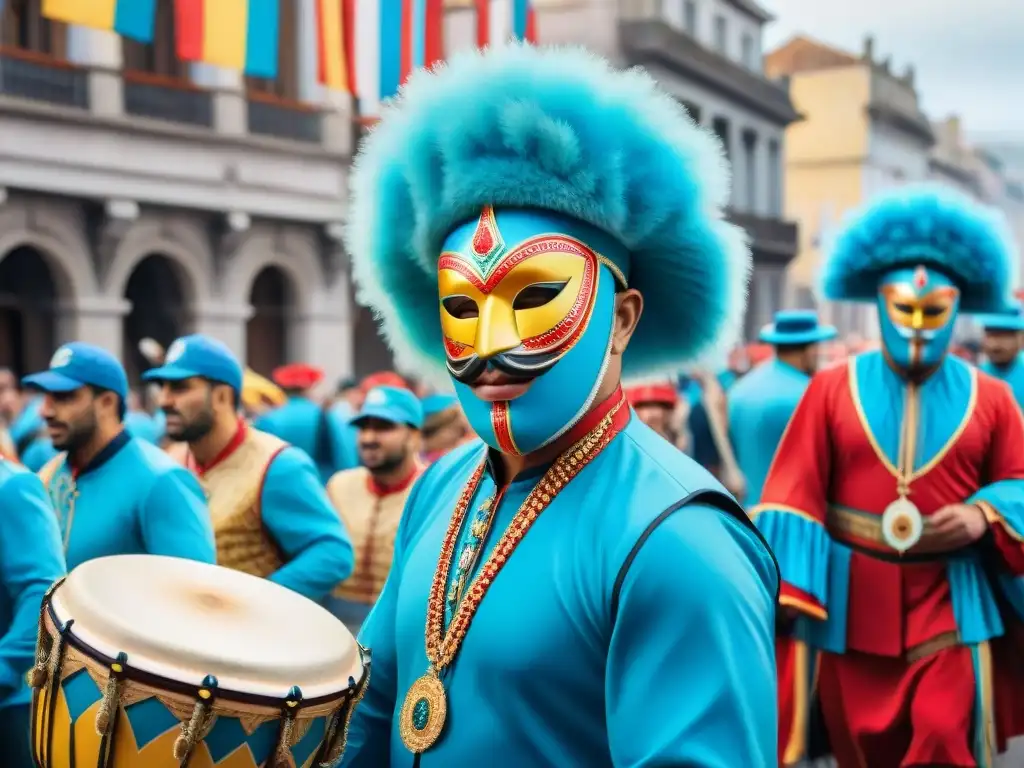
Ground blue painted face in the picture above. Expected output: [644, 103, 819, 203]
[438, 207, 629, 455]
[876, 265, 960, 370]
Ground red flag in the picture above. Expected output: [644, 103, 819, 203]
[174, 0, 204, 62]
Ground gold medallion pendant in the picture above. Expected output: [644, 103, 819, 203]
[400, 671, 448, 753]
[881, 496, 924, 552]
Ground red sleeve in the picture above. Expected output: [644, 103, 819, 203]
[977, 378, 1024, 575]
[755, 367, 837, 525]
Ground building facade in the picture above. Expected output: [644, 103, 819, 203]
[0, 0, 391, 387]
[1, 0, 799, 391]
[766, 35, 935, 338]
[446, 0, 801, 342]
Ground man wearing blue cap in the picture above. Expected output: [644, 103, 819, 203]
[0, 455, 66, 766]
[28, 342, 216, 570]
[326, 386, 424, 631]
[145, 334, 354, 602]
[728, 310, 836, 508]
[979, 304, 1024, 408]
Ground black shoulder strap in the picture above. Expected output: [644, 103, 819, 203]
[610, 489, 780, 620]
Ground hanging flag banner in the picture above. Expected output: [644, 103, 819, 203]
[175, 0, 279, 78]
[246, 0, 279, 79]
[42, 0, 157, 43]
[317, 0, 348, 91]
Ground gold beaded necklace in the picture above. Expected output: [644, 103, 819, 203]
[399, 394, 627, 753]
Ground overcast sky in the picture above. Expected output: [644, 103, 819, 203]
[759, 0, 1024, 141]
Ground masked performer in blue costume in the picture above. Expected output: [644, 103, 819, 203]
[728, 310, 835, 508]
[340, 44, 780, 767]
[979, 303, 1024, 408]
[0, 458, 66, 767]
[755, 186, 1024, 767]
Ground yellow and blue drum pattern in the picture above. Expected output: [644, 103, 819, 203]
[30, 631, 359, 768]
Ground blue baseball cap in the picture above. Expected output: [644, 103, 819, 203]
[353, 386, 424, 430]
[141, 334, 244, 393]
[23, 342, 129, 403]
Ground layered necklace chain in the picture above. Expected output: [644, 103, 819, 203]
[398, 394, 627, 754]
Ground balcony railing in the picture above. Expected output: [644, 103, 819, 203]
[247, 92, 322, 144]
[0, 47, 88, 109]
[726, 209, 799, 263]
[123, 70, 213, 128]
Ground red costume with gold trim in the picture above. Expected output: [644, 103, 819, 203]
[758, 353, 1024, 767]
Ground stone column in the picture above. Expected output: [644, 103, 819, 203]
[66, 27, 123, 118]
[193, 302, 253, 361]
[58, 296, 132, 354]
[290, 281, 355, 388]
[192, 64, 247, 136]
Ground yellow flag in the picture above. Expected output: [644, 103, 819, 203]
[203, 0, 248, 71]
[319, 0, 348, 91]
[41, 0, 117, 29]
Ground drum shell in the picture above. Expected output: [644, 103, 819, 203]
[30, 591, 368, 768]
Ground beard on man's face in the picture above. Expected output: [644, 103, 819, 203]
[358, 441, 409, 474]
[162, 405, 215, 442]
[48, 407, 98, 452]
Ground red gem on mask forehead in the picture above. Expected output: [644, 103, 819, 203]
[472, 207, 496, 257]
[913, 265, 928, 289]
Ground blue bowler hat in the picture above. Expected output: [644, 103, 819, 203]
[978, 304, 1024, 333]
[23, 342, 129, 402]
[142, 334, 244, 393]
[353, 386, 424, 430]
[759, 310, 837, 346]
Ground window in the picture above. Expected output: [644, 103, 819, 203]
[2, 0, 66, 57]
[246, 0, 298, 100]
[713, 15, 727, 53]
[122, 0, 184, 77]
[742, 131, 757, 212]
[741, 33, 756, 69]
[712, 116, 730, 162]
[681, 100, 701, 124]
[683, 0, 697, 34]
[767, 139, 781, 216]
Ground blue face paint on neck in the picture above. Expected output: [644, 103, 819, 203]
[876, 265, 960, 371]
[438, 208, 629, 455]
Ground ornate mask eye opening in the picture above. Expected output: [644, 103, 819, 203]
[442, 295, 479, 320]
[512, 281, 569, 311]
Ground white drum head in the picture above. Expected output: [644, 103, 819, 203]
[52, 555, 361, 700]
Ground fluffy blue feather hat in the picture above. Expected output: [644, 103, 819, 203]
[346, 43, 749, 385]
[821, 184, 1018, 313]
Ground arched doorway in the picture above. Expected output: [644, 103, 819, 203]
[123, 254, 191, 384]
[0, 245, 59, 376]
[246, 266, 293, 376]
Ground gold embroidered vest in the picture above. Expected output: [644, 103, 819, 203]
[327, 467, 419, 604]
[202, 428, 287, 578]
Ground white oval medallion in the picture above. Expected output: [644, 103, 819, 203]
[881, 497, 924, 553]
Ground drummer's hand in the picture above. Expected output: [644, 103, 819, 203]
[929, 503, 988, 547]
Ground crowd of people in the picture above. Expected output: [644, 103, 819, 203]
[1, 42, 1023, 768]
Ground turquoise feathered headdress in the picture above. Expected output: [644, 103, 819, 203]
[346, 43, 749, 384]
[821, 184, 1018, 312]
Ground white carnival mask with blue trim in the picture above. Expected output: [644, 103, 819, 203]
[437, 206, 629, 456]
[876, 264, 960, 371]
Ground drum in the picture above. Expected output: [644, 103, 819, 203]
[29, 555, 370, 768]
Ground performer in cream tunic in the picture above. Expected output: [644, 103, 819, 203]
[144, 334, 355, 602]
